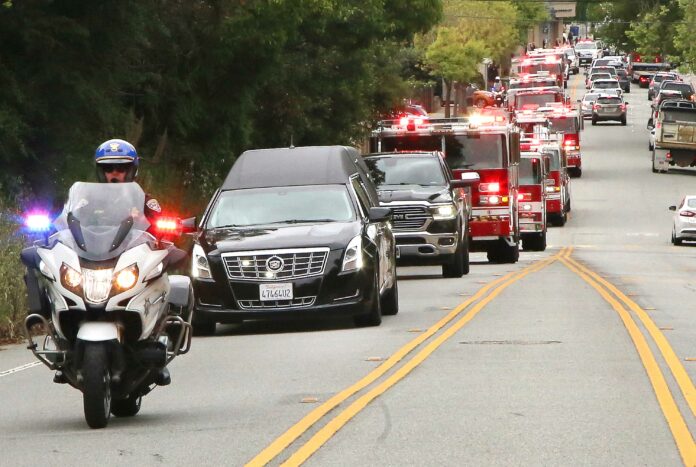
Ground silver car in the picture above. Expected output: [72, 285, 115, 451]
[670, 196, 696, 244]
[580, 92, 600, 119]
[591, 78, 622, 97]
[591, 94, 627, 125]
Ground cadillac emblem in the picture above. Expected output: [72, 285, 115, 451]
[265, 256, 284, 273]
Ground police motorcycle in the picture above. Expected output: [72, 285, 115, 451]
[21, 182, 194, 429]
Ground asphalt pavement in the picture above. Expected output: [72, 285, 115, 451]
[1, 74, 695, 466]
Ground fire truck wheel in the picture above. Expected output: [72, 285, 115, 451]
[523, 233, 546, 252]
[487, 240, 519, 263]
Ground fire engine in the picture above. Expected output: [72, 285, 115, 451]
[370, 113, 522, 263]
[513, 55, 566, 89]
[519, 151, 549, 251]
[510, 88, 565, 114]
[538, 105, 584, 177]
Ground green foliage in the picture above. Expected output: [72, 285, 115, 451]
[0, 199, 27, 340]
[674, 0, 696, 71]
[0, 0, 443, 335]
[626, 2, 681, 59]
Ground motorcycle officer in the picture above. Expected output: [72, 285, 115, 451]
[95, 139, 162, 219]
[492, 76, 504, 93]
[93, 139, 171, 386]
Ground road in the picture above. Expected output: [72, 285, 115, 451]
[1, 74, 695, 466]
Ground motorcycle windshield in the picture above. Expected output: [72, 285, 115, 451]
[52, 182, 152, 261]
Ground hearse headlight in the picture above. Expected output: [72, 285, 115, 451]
[342, 236, 363, 272]
[192, 244, 211, 279]
[432, 204, 456, 220]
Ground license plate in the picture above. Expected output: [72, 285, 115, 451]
[259, 283, 293, 301]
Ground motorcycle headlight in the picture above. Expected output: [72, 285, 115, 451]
[342, 236, 363, 272]
[114, 264, 139, 292]
[432, 204, 457, 220]
[82, 268, 114, 303]
[60, 262, 82, 292]
[192, 244, 211, 279]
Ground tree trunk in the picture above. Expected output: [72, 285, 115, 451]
[453, 82, 459, 118]
[444, 79, 452, 118]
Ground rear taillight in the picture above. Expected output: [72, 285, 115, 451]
[620, 104, 626, 111]
[593, 104, 600, 111]
[479, 182, 500, 193]
[680, 210, 696, 217]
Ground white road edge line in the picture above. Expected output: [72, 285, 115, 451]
[0, 361, 42, 378]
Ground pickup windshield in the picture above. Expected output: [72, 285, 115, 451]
[662, 82, 694, 94]
[364, 156, 446, 187]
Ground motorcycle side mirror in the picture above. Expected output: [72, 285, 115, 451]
[181, 217, 197, 234]
[669, 205, 677, 211]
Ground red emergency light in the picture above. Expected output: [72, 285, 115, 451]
[155, 217, 182, 235]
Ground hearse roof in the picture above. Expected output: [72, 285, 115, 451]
[222, 146, 361, 190]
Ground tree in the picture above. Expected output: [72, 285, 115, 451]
[423, 26, 487, 117]
[674, 0, 696, 71]
[626, 2, 681, 60]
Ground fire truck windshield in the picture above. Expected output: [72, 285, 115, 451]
[374, 135, 441, 153]
[519, 158, 542, 184]
[549, 117, 577, 133]
[520, 63, 561, 76]
[543, 148, 561, 170]
[516, 93, 560, 109]
[444, 134, 506, 170]
[364, 156, 446, 187]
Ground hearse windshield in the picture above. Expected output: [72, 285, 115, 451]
[207, 185, 356, 228]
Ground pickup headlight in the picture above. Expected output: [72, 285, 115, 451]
[432, 204, 457, 220]
[342, 236, 363, 272]
[192, 244, 211, 279]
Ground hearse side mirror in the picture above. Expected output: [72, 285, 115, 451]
[368, 207, 392, 222]
[669, 205, 677, 211]
[181, 217, 198, 234]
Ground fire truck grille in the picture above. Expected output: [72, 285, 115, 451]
[222, 249, 329, 281]
[390, 206, 430, 231]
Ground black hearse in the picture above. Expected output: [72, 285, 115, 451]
[190, 146, 398, 334]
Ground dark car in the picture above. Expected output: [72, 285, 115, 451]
[648, 73, 679, 100]
[190, 146, 398, 334]
[659, 80, 695, 101]
[615, 68, 631, 93]
[363, 151, 479, 277]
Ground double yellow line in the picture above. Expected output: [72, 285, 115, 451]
[247, 247, 569, 466]
[559, 254, 696, 465]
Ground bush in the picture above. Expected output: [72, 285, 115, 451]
[0, 203, 27, 340]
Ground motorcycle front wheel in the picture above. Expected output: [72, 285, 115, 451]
[82, 342, 111, 428]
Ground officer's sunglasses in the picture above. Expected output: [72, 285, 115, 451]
[101, 164, 128, 173]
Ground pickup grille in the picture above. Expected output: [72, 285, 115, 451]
[222, 248, 329, 281]
[390, 206, 431, 231]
